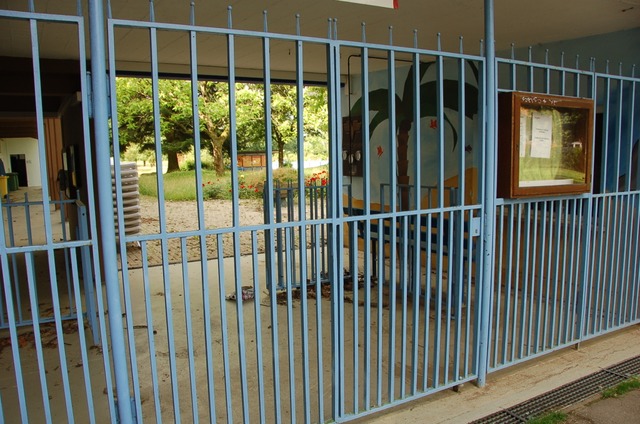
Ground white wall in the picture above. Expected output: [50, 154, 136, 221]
[0, 137, 43, 187]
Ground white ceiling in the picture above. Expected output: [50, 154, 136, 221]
[1, 0, 639, 77]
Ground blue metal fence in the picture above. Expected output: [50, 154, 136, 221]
[489, 54, 640, 372]
[0, 1, 639, 423]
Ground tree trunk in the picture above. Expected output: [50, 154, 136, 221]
[274, 130, 285, 168]
[397, 120, 412, 211]
[211, 139, 225, 176]
[166, 151, 180, 173]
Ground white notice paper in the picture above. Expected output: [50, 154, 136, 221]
[530, 112, 553, 159]
[519, 113, 528, 158]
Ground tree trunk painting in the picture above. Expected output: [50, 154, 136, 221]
[350, 61, 478, 211]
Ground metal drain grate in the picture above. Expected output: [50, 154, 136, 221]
[472, 355, 640, 423]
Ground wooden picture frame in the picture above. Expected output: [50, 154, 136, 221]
[498, 92, 594, 198]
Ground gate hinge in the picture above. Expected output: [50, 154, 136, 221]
[85, 71, 111, 119]
[114, 395, 137, 423]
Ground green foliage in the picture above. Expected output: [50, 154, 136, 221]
[138, 167, 322, 201]
[181, 159, 214, 172]
[602, 376, 640, 398]
[527, 411, 567, 424]
[116, 77, 329, 176]
[201, 179, 228, 200]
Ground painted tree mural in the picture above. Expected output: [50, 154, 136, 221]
[350, 61, 479, 209]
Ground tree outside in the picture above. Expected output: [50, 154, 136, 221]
[115, 77, 328, 174]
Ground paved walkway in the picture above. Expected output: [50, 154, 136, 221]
[565, 389, 640, 423]
[366, 324, 640, 424]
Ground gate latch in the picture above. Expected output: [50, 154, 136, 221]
[470, 216, 481, 237]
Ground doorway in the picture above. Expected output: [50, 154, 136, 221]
[10, 154, 28, 186]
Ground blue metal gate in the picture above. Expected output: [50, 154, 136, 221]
[0, 6, 115, 424]
[102, 3, 488, 421]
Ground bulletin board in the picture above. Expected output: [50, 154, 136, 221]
[497, 92, 594, 198]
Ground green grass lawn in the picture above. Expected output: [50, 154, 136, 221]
[138, 166, 326, 201]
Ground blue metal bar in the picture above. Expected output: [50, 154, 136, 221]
[464, 209, 475, 374]
[109, 167, 143, 420]
[566, 199, 578, 341]
[215, 234, 233, 423]
[24, 252, 52, 422]
[179, 237, 199, 422]
[326, 22, 344, 419]
[312, 224, 325, 423]
[262, 29, 283, 424]
[45, 248, 75, 421]
[0, 253, 28, 422]
[350, 212, 360, 413]
[616, 194, 630, 326]
[69, 248, 97, 424]
[361, 41, 373, 410]
[630, 195, 640, 321]
[511, 204, 523, 361]
[500, 204, 514, 365]
[187, 24, 217, 422]
[386, 29, 399, 402]
[226, 25, 251, 421]
[477, 0, 496, 386]
[519, 203, 532, 358]
[4, 201, 23, 324]
[400, 216, 409, 397]
[284, 227, 297, 422]
[509, 44, 517, 90]
[87, 17, 117, 420]
[560, 52, 566, 95]
[529, 202, 540, 353]
[147, 17, 180, 421]
[250, 231, 266, 423]
[140, 242, 163, 423]
[293, 26, 312, 424]
[24, 193, 33, 245]
[551, 200, 563, 343]
[422, 211, 433, 390]
[491, 205, 504, 367]
[575, 56, 582, 96]
[601, 76, 611, 193]
[543, 201, 556, 347]
[27, 17, 57, 333]
[603, 195, 615, 331]
[76, 203, 99, 345]
[625, 80, 636, 192]
[527, 47, 534, 91]
[559, 198, 570, 342]
[56, 194, 75, 317]
[584, 198, 598, 336]
[444, 212, 454, 384]
[595, 197, 608, 333]
[88, 0, 132, 421]
[410, 41, 423, 397]
[455, 53, 468, 379]
[544, 49, 550, 93]
[29, 15, 76, 420]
